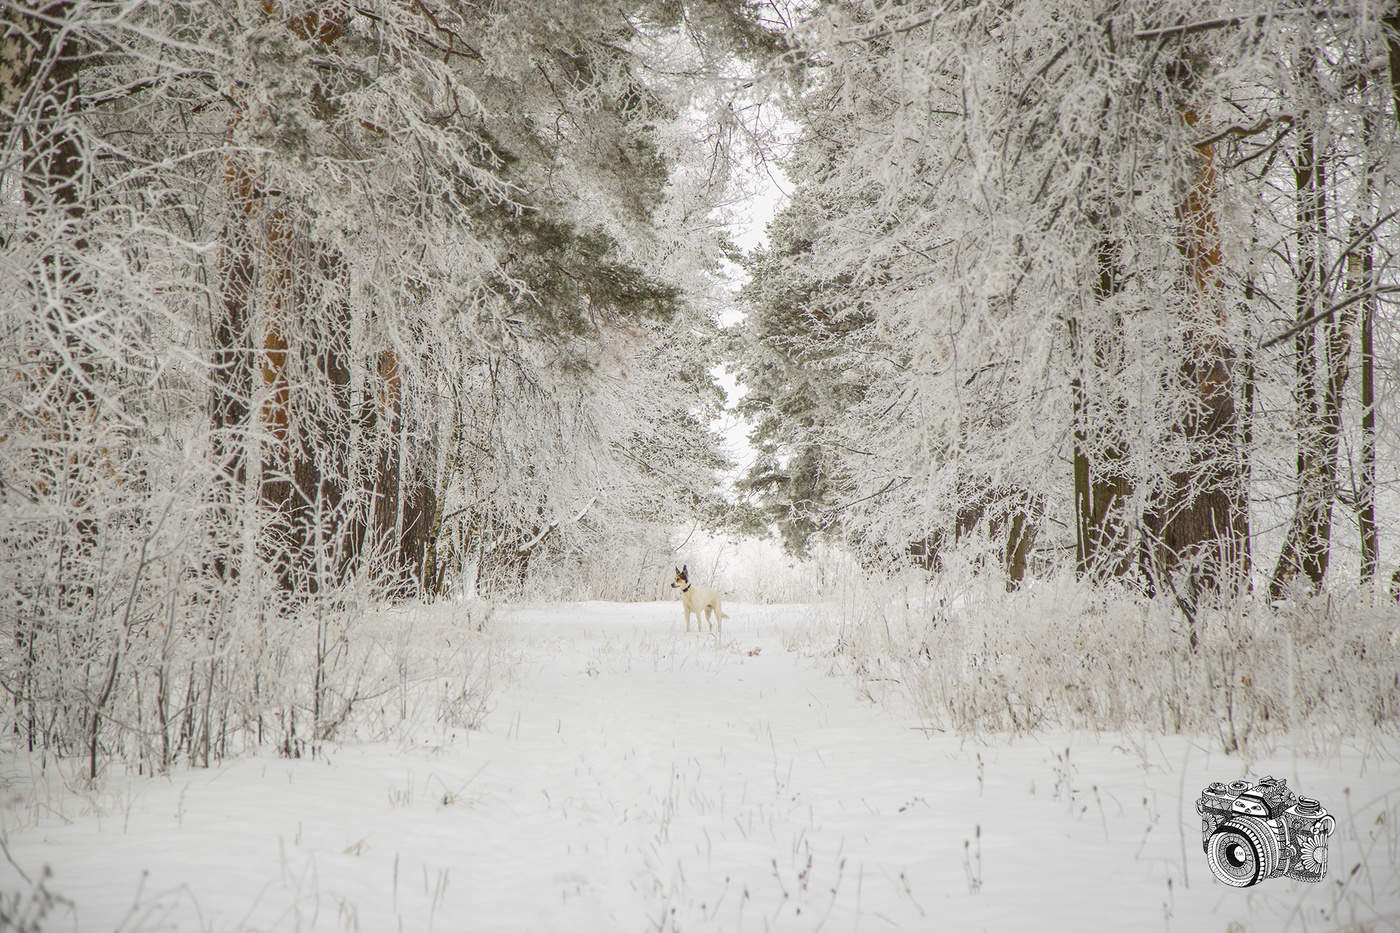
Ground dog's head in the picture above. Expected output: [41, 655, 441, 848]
[670, 565, 689, 589]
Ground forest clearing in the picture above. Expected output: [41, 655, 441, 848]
[5, 1, 1400, 929]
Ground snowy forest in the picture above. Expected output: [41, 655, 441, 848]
[3, 0, 1400, 930]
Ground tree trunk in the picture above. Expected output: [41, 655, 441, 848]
[1148, 62, 1248, 608]
[1313, 232, 1358, 579]
[256, 3, 349, 593]
[1385, 10, 1400, 136]
[1358, 70, 1381, 585]
[424, 403, 467, 596]
[1359, 238, 1377, 583]
[216, 3, 400, 599]
[212, 147, 259, 582]
[257, 205, 299, 593]
[5, 1, 105, 751]
[1379, 11, 1400, 598]
[15, 3, 101, 511]
[1071, 237, 1135, 579]
[1270, 47, 1333, 599]
[287, 254, 356, 594]
[1003, 496, 1039, 589]
[371, 349, 404, 577]
[1238, 282, 1255, 585]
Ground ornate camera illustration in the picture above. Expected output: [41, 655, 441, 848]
[1196, 776, 1336, 887]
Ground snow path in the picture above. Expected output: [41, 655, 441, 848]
[3, 601, 1400, 932]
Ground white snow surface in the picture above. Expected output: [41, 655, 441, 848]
[4, 601, 1399, 932]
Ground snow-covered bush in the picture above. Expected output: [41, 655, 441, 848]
[833, 564, 1400, 752]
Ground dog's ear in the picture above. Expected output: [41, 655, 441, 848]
[675, 566, 682, 575]
[681, 564, 688, 575]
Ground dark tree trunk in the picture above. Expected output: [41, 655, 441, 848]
[399, 477, 436, 593]
[1002, 496, 1039, 588]
[14, 1, 100, 510]
[1359, 239, 1378, 583]
[212, 150, 259, 581]
[217, 3, 404, 600]
[1385, 10, 1400, 136]
[1148, 63, 1248, 611]
[370, 350, 404, 579]
[285, 253, 356, 595]
[363, 350, 434, 595]
[905, 484, 1035, 586]
[6, 1, 102, 750]
[1271, 47, 1334, 599]
[1358, 68, 1383, 584]
[1238, 282, 1255, 585]
[1071, 238, 1134, 579]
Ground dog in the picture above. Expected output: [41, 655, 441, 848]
[670, 565, 727, 635]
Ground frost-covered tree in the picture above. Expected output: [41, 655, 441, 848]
[0, 0, 778, 773]
[733, 182, 871, 557]
[739, 0, 1400, 603]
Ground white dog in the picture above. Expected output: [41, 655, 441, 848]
[671, 564, 726, 635]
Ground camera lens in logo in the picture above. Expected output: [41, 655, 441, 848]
[1205, 819, 1279, 887]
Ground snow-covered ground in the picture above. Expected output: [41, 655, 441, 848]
[3, 601, 1399, 932]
